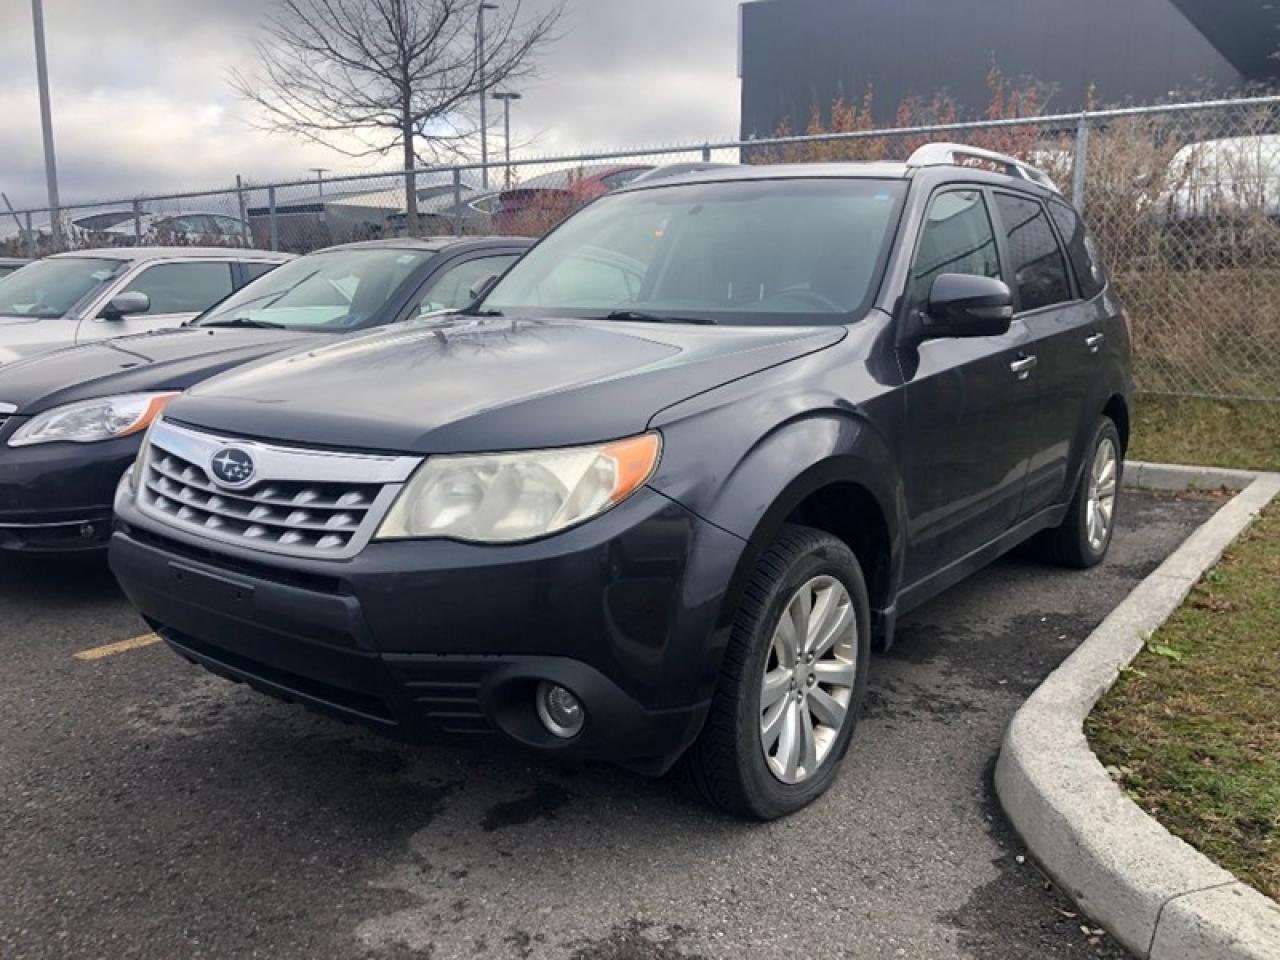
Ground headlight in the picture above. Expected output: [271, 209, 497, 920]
[7, 392, 178, 447]
[377, 433, 661, 543]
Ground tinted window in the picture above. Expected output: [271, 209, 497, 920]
[1048, 200, 1106, 299]
[197, 248, 430, 330]
[240, 261, 281, 283]
[415, 255, 519, 314]
[486, 179, 907, 325]
[908, 190, 1001, 309]
[122, 262, 235, 315]
[994, 194, 1073, 311]
[600, 168, 650, 190]
[164, 215, 210, 235]
[0, 257, 124, 318]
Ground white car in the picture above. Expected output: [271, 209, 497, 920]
[0, 247, 291, 364]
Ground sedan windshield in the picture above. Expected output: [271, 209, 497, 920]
[483, 178, 907, 325]
[195, 248, 431, 330]
[0, 257, 125, 319]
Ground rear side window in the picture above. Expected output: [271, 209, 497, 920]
[120, 262, 235, 315]
[993, 194, 1072, 311]
[240, 261, 280, 284]
[1048, 200, 1106, 299]
[907, 189, 1001, 309]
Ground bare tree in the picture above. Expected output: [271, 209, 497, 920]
[232, 0, 563, 221]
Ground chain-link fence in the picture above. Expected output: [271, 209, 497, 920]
[4, 96, 1279, 401]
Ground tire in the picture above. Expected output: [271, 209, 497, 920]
[1039, 417, 1123, 569]
[683, 524, 871, 820]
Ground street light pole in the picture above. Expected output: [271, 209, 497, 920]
[477, 2, 498, 190]
[492, 91, 522, 188]
[30, 0, 61, 250]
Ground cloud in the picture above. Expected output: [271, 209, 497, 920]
[0, 0, 742, 212]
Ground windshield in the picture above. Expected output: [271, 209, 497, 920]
[483, 178, 906, 325]
[195, 248, 431, 330]
[0, 257, 125, 318]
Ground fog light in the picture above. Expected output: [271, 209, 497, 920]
[536, 682, 584, 739]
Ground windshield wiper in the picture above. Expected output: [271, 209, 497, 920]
[602, 310, 717, 326]
[198, 316, 287, 330]
[459, 307, 504, 317]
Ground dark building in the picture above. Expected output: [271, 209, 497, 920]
[739, 0, 1280, 137]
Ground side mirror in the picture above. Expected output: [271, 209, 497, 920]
[101, 290, 150, 320]
[922, 274, 1013, 339]
[467, 273, 500, 304]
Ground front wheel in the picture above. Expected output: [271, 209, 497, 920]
[1040, 417, 1123, 569]
[683, 525, 870, 819]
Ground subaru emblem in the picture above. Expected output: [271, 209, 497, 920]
[210, 447, 256, 488]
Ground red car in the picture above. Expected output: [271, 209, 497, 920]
[494, 164, 653, 234]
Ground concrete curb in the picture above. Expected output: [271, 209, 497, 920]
[995, 460, 1280, 960]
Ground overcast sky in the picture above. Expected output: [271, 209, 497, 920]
[0, 0, 741, 209]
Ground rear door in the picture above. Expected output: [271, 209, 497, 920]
[78, 260, 237, 342]
[989, 192, 1097, 518]
[898, 187, 1040, 586]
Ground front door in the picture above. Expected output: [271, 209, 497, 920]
[79, 261, 237, 343]
[898, 188, 1040, 586]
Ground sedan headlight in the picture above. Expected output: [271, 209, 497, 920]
[7, 392, 178, 447]
[377, 433, 661, 543]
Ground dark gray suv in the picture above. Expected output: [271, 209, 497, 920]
[109, 144, 1131, 818]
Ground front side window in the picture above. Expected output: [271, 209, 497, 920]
[1048, 200, 1106, 300]
[120, 262, 235, 315]
[484, 179, 907, 325]
[994, 193, 1073, 311]
[0, 257, 125, 318]
[415, 255, 519, 314]
[907, 189, 1001, 310]
[195, 248, 431, 330]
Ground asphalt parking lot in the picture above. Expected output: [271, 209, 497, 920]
[0, 490, 1220, 960]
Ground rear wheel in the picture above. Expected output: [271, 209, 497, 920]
[1040, 417, 1122, 569]
[684, 525, 870, 819]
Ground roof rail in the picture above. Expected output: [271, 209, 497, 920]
[906, 142, 1060, 193]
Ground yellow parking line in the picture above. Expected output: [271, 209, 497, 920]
[73, 633, 162, 661]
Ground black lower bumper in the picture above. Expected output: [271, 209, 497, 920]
[0, 434, 138, 552]
[109, 486, 744, 774]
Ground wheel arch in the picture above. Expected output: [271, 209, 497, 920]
[713, 453, 905, 651]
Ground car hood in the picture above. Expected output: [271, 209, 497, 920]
[172, 315, 846, 453]
[0, 326, 318, 413]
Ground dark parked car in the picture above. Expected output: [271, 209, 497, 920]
[109, 146, 1131, 818]
[0, 247, 291, 365]
[0, 237, 529, 551]
[494, 164, 653, 233]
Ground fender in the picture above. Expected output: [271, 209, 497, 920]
[648, 343, 908, 675]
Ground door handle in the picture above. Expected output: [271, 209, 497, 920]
[1085, 332, 1105, 353]
[1009, 354, 1038, 380]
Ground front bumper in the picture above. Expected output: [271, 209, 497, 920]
[110, 485, 746, 774]
[0, 431, 140, 552]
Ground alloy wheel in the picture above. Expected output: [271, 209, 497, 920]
[1086, 436, 1118, 551]
[758, 575, 857, 785]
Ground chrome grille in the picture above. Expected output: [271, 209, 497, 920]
[135, 419, 421, 560]
[0, 401, 14, 434]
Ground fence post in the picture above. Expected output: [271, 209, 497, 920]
[452, 168, 463, 238]
[235, 175, 248, 230]
[132, 199, 143, 244]
[1071, 113, 1090, 212]
[267, 185, 279, 252]
[24, 212, 35, 259]
[702, 144, 712, 162]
